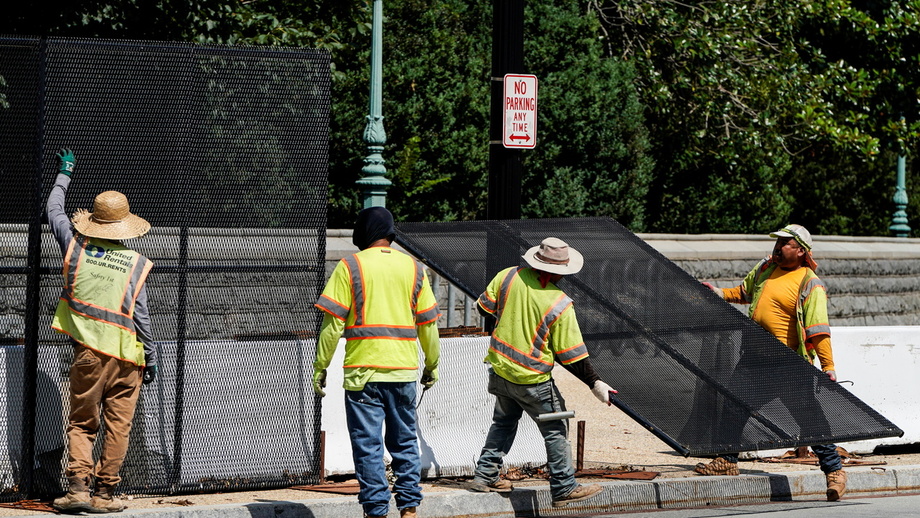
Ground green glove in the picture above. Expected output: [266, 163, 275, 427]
[313, 369, 327, 397]
[421, 368, 438, 390]
[57, 148, 76, 176]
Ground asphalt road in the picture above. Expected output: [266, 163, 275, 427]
[576, 492, 920, 517]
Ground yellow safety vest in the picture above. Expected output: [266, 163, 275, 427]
[478, 267, 589, 385]
[51, 235, 153, 366]
[315, 246, 440, 370]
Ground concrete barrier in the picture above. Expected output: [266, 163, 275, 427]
[320, 336, 547, 477]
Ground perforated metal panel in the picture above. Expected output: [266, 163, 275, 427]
[395, 218, 904, 456]
[1, 36, 330, 498]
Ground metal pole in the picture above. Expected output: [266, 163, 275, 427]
[21, 37, 48, 498]
[356, 0, 391, 208]
[487, 0, 524, 220]
[890, 153, 910, 237]
[446, 283, 455, 328]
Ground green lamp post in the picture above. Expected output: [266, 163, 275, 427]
[889, 153, 910, 237]
[356, 0, 391, 208]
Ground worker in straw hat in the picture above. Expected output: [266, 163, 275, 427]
[469, 237, 615, 508]
[46, 149, 158, 514]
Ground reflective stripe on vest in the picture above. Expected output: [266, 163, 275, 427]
[489, 335, 554, 373]
[531, 294, 574, 355]
[316, 294, 349, 320]
[345, 325, 418, 340]
[341, 253, 428, 340]
[800, 276, 830, 338]
[494, 267, 521, 320]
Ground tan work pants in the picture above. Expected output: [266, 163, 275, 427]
[65, 344, 142, 490]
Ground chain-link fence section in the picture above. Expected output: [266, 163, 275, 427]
[1, 36, 330, 499]
[395, 218, 903, 457]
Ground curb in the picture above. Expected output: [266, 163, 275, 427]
[10, 465, 920, 518]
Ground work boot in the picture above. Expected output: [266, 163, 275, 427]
[826, 469, 847, 501]
[52, 477, 94, 513]
[88, 485, 126, 513]
[552, 483, 603, 508]
[694, 457, 740, 476]
[400, 506, 417, 518]
[468, 478, 514, 493]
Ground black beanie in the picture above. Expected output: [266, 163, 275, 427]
[352, 207, 395, 250]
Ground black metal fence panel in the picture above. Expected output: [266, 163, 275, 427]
[0, 36, 330, 499]
[394, 218, 903, 456]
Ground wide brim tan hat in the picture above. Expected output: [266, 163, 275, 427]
[523, 237, 584, 276]
[72, 190, 151, 240]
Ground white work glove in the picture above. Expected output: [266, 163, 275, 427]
[825, 370, 837, 382]
[591, 380, 616, 406]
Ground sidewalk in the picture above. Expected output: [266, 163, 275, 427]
[4, 369, 917, 517]
[3, 460, 920, 518]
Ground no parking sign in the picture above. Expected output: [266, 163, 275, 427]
[502, 74, 537, 149]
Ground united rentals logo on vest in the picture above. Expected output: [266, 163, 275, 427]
[52, 235, 153, 365]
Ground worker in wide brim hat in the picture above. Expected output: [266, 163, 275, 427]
[46, 149, 158, 514]
[469, 237, 613, 508]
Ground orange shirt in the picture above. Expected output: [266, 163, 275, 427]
[723, 266, 835, 371]
[750, 267, 806, 348]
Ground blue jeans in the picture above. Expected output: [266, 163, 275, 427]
[345, 382, 423, 517]
[473, 370, 577, 500]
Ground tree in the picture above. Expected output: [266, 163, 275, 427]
[326, 0, 653, 228]
[592, 0, 920, 235]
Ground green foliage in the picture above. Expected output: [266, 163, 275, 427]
[6, 0, 920, 235]
[522, 2, 653, 230]
[323, 0, 653, 228]
[593, 0, 920, 235]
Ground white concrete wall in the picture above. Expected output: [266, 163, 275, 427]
[322, 327, 920, 473]
[830, 326, 920, 452]
[750, 326, 919, 458]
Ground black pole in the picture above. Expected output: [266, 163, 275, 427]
[487, 0, 524, 220]
[21, 37, 48, 499]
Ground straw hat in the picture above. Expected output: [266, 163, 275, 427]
[72, 191, 150, 240]
[522, 237, 584, 276]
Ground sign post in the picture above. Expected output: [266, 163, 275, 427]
[502, 74, 537, 149]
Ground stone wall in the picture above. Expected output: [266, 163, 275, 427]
[649, 233, 920, 326]
[3, 228, 920, 344]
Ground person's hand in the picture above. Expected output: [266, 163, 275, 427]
[143, 365, 158, 385]
[591, 380, 617, 406]
[421, 368, 438, 390]
[701, 282, 723, 298]
[313, 369, 327, 397]
[825, 370, 837, 382]
[57, 149, 76, 176]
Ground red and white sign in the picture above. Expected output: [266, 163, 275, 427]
[502, 74, 537, 149]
